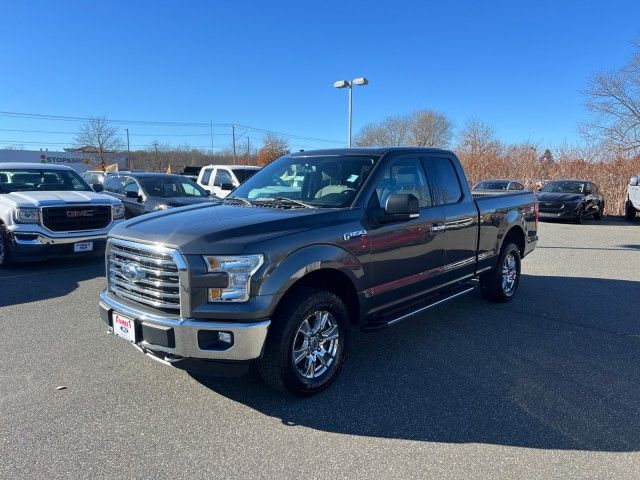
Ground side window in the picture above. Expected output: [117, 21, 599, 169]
[124, 178, 140, 195]
[511, 182, 524, 191]
[422, 157, 463, 205]
[374, 159, 431, 208]
[201, 168, 212, 185]
[104, 177, 125, 194]
[214, 169, 233, 187]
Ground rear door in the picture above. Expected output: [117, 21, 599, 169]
[198, 167, 213, 193]
[422, 156, 478, 284]
[366, 156, 446, 313]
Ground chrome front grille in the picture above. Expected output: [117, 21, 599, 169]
[108, 239, 182, 312]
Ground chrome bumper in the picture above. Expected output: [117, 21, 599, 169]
[99, 291, 270, 361]
[8, 220, 123, 245]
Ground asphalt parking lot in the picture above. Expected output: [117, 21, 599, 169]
[1, 217, 639, 479]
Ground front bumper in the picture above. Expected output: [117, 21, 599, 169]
[539, 209, 578, 220]
[99, 290, 270, 362]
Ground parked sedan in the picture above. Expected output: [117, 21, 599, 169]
[472, 179, 525, 191]
[537, 180, 604, 223]
[102, 173, 217, 218]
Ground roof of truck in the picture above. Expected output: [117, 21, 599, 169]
[289, 147, 453, 157]
[0, 162, 75, 170]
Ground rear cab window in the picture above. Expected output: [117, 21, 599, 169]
[422, 157, 463, 205]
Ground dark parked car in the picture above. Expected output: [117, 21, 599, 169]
[537, 180, 604, 223]
[102, 173, 216, 218]
[472, 179, 525, 191]
[98, 147, 538, 396]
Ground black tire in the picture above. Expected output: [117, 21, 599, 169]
[0, 225, 12, 268]
[480, 243, 521, 303]
[574, 206, 584, 224]
[625, 200, 636, 221]
[257, 287, 350, 397]
[593, 202, 603, 220]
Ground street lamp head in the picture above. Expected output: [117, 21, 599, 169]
[352, 77, 369, 86]
[333, 80, 350, 89]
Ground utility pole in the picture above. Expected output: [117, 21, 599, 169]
[232, 124, 236, 164]
[210, 121, 214, 155]
[125, 128, 131, 170]
[246, 137, 250, 165]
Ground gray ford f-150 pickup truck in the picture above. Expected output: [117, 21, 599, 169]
[0, 163, 125, 266]
[99, 148, 538, 396]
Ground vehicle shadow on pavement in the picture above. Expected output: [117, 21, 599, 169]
[193, 274, 640, 452]
[0, 256, 104, 307]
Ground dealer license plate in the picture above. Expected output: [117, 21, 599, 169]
[113, 313, 136, 343]
[74, 241, 94, 253]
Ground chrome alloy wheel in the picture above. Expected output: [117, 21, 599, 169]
[501, 252, 518, 296]
[291, 310, 340, 380]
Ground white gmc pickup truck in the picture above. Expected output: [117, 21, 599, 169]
[0, 162, 125, 266]
[626, 175, 640, 221]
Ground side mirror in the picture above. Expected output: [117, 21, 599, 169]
[631, 176, 639, 186]
[220, 182, 234, 191]
[126, 191, 142, 201]
[92, 183, 104, 192]
[375, 193, 419, 223]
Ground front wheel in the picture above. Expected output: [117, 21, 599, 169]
[0, 225, 12, 268]
[480, 243, 521, 303]
[258, 287, 349, 396]
[625, 200, 636, 221]
[593, 202, 603, 220]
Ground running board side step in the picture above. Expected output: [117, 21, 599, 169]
[360, 285, 476, 332]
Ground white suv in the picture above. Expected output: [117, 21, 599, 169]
[625, 176, 639, 221]
[197, 165, 260, 198]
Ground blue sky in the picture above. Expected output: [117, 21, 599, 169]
[1, 0, 639, 152]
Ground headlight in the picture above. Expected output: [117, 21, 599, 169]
[14, 208, 40, 224]
[203, 254, 264, 302]
[112, 204, 126, 219]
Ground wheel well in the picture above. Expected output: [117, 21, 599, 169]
[280, 268, 360, 325]
[503, 226, 525, 257]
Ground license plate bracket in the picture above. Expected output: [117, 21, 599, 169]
[113, 313, 137, 343]
[74, 241, 94, 253]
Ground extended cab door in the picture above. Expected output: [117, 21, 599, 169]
[366, 156, 446, 313]
[422, 156, 479, 284]
[198, 167, 214, 193]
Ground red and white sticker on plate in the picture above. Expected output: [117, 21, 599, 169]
[113, 313, 136, 342]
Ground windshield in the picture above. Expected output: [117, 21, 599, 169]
[232, 155, 379, 208]
[541, 181, 585, 194]
[475, 181, 509, 190]
[0, 168, 91, 193]
[138, 176, 208, 198]
[232, 168, 259, 184]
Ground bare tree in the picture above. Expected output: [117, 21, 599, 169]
[582, 42, 640, 155]
[354, 109, 453, 148]
[256, 133, 289, 166]
[74, 115, 124, 169]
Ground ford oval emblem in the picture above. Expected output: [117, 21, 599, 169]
[121, 262, 146, 282]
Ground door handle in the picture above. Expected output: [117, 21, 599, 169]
[430, 224, 446, 234]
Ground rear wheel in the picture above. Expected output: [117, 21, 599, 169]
[258, 287, 349, 396]
[480, 243, 521, 303]
[0, 225, 12, 268]
[625, 200, 636, 221]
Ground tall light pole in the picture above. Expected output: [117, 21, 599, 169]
[125, 128, 131, 170]
[333, 77, 368, 147]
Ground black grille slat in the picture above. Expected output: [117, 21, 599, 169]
[42, 206, 111, 231]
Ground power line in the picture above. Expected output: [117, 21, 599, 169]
[0, 110, 345, 145]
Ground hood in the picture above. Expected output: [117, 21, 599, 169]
[110, 203, 340, 254]
[536, 192, 584, 203]
[0, 190, 120, 208]
[162, 196, 219, 207]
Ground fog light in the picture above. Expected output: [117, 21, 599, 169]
[218, 331, 233, 344]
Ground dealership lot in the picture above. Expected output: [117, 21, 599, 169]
[1, 218, 639, 479]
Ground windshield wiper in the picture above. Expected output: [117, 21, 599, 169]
[223, 195, 252, 206]
[257, 196, 315, 209]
